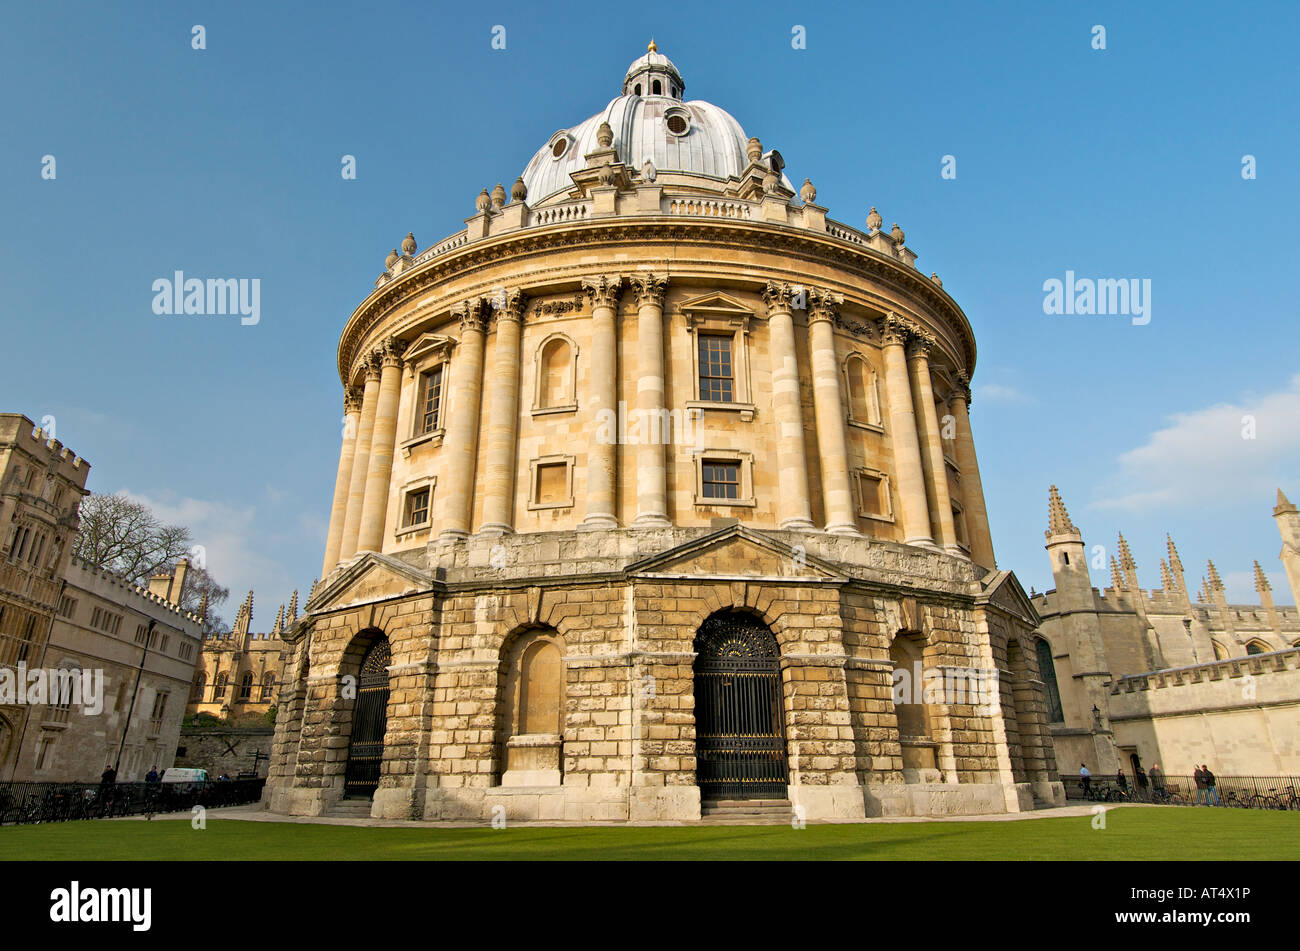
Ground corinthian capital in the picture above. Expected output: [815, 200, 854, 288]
[807, 288, 844, 325]
[628, 272, 668, 308]
[906, 331, 936, 362]
[379, 336, 407, 368]
[363, 349, 384, 381]
[879, 312, 914, 347]
[761, 280, 798, 314]
[581, 274, 623, 308]
[343, 386, 364, 415]
[452, 297, 490, 335]
[953, 370, 972, 407]
[489, 287, 527, 324]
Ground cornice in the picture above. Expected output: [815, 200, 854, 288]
[337, 218, 978, 385]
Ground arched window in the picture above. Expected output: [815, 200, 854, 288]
[1211, 640, 1230, 661]
[634, 83, 641, 96]
[238, 672, 254, 700]
[190, 672, 206, 703]
[1035, 637, 1064, 722]
[214, 672, 228, 700]
[534, 334, 576, 412]
[260, 672, 276, 701]
[844, 353, 881, 426]
[1245, 640, 1269, 656]
[652, 79, 662, 95]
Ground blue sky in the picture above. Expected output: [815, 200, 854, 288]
[2, 1, 1297, 624]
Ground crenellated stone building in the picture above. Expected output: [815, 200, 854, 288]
[187, 589, 292, 722]
[1033, 486, 1300, 778]
[265, 46, 1064, 822]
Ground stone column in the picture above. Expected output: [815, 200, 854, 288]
[807, 289, 858, 535]
[480, 289, 525, 536]
[879, 315, 933, 546]
[762, 281, 815, 530]
[949, 375, 996, 567]
[356, 338, 406, 553]
[438, 298, 489, 541]
[321, 387, 363, 574]
[908, 335, 960, 556]
[581, 275, 622, 529]
[629, 273, 670, 527]
[338, 356, 382, 561]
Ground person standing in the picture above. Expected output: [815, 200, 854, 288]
[1117, 769, 1129, 797]
[1135, 765, 1149, 800]
[1193, 764, 1207, 805]
[145, 767, 160, 784]
[1203, 765, 1220, 806]
[1150, 763, 1165, 801]
[1079, 763, 1092, 798]
[99, 763, 116, 787]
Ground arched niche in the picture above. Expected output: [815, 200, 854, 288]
[498, 627, 566, 786]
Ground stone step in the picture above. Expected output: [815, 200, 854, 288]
[326, 800, 374, 817]
[701, 798, 793, 821]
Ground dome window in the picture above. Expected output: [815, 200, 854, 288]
[652, 79, 662, 95]
[665, 107, 690, 137]
[634, 83, 641, 96]
[549, 132, 572, 160]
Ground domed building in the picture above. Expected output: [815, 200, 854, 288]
[265, 45, 1064, 821]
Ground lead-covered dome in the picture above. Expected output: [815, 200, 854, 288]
[519, 44, 793, 205]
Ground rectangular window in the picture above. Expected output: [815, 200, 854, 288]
[859, 473, 885, 517]
[535, 462, 568, 506]
[57, 596, 77, 619]
[135, 624, 148, 645]
[417, 366, 444, 435]
[404, 488, 431, 527]
[698, 334, 734, 402]
[701, 461, 740, 500]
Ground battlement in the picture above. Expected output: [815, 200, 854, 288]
[1112, 646, 1300, 694]
[67, 554, 204, 627]
[0, 414, 91, 486]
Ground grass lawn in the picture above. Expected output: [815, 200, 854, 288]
[0, 807, 1295, 860]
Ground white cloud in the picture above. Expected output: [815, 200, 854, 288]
[1092, 374, 1300, 513]
[974, 382, 1031, 403]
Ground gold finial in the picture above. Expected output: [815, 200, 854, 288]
[648, 38, 657, 52]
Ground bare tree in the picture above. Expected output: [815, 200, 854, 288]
[72, 493, 229, 631]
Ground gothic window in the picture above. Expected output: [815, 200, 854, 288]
[1245, 640, 1269, 655]
[652, 79, 662, 95]
[1211, 640, 1230, 660]
[214, 672, 228, 700]
[1036, 637, 1064, 723]
[190, 673, 206, 703]
[238, 672, 253, 701]
[534, 334, 577, 413]
[260, 672, 276, 701]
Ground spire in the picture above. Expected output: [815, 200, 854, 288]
[232, 589, 254, 637]
[1166, 534, 1183, 572]
[1254, 560, 1271, 593]
[1206, 559, 1223, 591]
[308, 578, 319, 602]
[1159, 558, 1174, 593]
[287, 589, 299, 623]
[198, 592, 209, 622]
[1117, 533, 1136, 570]
[271, 604, 284, 636]
[1045, 484, 1078, 537]
[1110, 556, 1125, 592]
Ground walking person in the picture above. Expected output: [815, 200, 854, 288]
[1135, 765, 1149, 801]
[1193, 764, 1207, 805]
[1150, 763, 1166, 802]
[1079, 763, 1092, 798]
[1203, 765, 1220, 806]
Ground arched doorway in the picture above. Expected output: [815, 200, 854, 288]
[693, 610, 788, 800]
[343, 636, 391, 799]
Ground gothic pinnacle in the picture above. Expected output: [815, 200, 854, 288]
[1253, 560, 1271, 592]
[1046, 484, 1078, 537]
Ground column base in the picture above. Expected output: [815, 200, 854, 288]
[632, 513, 672, 529]
[779, 517, 816, 531]
[437, 529, 469, 544]
[904, 536, 938, 549]
[943, 545, 969, 559]
[476, 523, 514, 538]
[824, 521, 861, 536]
[580, 514, 619, 530]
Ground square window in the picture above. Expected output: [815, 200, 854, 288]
[698, 334, 734, 403]
[701, 461, 740, 500]
[859, 473, 886, 517]
[404, 488, 431, 527]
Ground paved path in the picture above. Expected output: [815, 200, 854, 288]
[130, 801, 1153, 829]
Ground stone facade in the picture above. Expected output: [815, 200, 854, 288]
[1034, 486, 1300, 777]
[187, 589, 291, 723]
[265, 46, 1063, 822]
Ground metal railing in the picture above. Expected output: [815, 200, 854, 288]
[1058, 774, 1300, 809]
[0, 778, 264, 825]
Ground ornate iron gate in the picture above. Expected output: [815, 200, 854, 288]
[693, 611, 789, 800]
[343, 637, 390, 799]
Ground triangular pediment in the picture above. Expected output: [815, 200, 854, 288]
[308, 552, 432, 614]
[403, 332, 456, 365]
[678, 291, 752, 316]
[977, 569, 1040, 625]
[627, 525, 847, 582]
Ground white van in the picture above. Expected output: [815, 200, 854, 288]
[160, 767, 208, 784]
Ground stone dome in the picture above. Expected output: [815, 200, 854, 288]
[519, 46, 793, 205]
